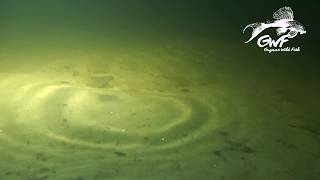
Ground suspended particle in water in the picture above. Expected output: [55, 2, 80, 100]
[161, 137, 166, 142]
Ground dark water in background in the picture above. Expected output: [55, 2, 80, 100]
[0, 1, 319, 180]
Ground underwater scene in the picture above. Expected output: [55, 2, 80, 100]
[0, 0, 319, 180]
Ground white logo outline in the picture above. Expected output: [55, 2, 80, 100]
[243, 6, 306, 49]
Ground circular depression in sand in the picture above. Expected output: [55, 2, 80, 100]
[0, 76, 216, 152]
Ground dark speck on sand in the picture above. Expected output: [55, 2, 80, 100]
[114, 151, 127, 157]
[76, 176, 85, 180]
[180, 88, 190, 93]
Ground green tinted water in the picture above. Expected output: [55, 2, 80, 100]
[0, 1, 319, 180]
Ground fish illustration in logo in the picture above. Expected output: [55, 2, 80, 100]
[243, 6, 306, 43]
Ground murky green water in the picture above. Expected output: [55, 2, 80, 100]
[0, 1, 319, 180]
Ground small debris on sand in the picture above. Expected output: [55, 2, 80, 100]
[180, 88, 190, 93]
[88, 74, 114, 88]
[114, 151, 127, 157]
[59, 81, 70, 84]
[76, 176, 85, 180]
[161, 137, 166, 142]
